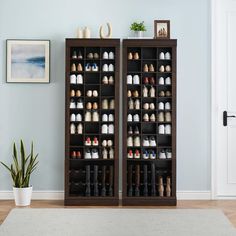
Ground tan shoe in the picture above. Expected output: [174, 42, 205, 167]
[134, 52, 139, 60]
[166, 176, 171, 197]
[86, 102, 92, 110]
[166, 91, 171, 97]
[165, 65, 171, 72]
[128, 52, 133, 60]
[143, 64, 148, 72]
[158, 176, 164, 197]
[158, 112, 165, 122]
[159, 65, 165, 72]
[149, 64, 155, 72]
[159, 91, 165, 97]
[76, 90, 81, 97]
[77, 63, 83, 72]
[70, 90, 75, 97]
[165, 112, 171, 122]
[71, 63, 76, 72]
[127, 90, 132, 97]
[133, 90, 139, 97]
[102, 99, 109, 109]
[93, 102, 98, 110]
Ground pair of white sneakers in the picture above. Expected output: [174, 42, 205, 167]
[103, 51, 114, 60]
[103, 64, 114, 72]
[102, 139, 113, 147]
[70, 113, 82, 122]
[102, 124, 114, 134]
[70, 99, 83, 109]
[70, 74, 83, 84]
[102, 148, 114, 159]
[127, 75, 140, 85]
[127, 136, 140, 147]
[158, 102, 171, 110]
[159, 52, 171, 60]
[143, 102, 155, 110]
[84, 149, 99, 159]
[127, 114, 140, 122]
[85, 111, 99, 122]
[143, 136, 156, 147]
[159, 77, 171, 85]
[159, 124, 171, 134]
[128, 99, 140, 110]
[86, 90, 98, 97]
[70, 123, 83, 134]
[159, 150, 172, 159]
[102, 114, 114, 122]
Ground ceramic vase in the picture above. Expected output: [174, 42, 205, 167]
[84, 27, 91, 38]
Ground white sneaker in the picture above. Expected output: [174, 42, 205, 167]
[133, 75, 140, 84]
[77, 99, 83, 109]
[70, 123, 76, 134]
[108, 64, 114, 71]
[103, 52, 108, 59]
[143, 137, 149, 146]
[159, 77, 165, 85]
[166, 150, 172, 159]
[102, 99, 109, 109]
[150, 113, 156, 122]
[102, 140, 107, 147]
[109, 148, 114, 159]
[149, 150, 156, 160]
[87, 90, 92, 97]
[70, 113, 76, 122]
[128, 99, 134, 109]
[70, 74, 76, 84]
[159, 52, 165, 60]
[149, 136, 156, 147]
[102, 124, 108, 134]
[76, 113, 82, 122]
[159, 125, 165, 134]
[150, 103, 155, 110]
[133, 114, 140, 122]
[91, 63, 98, 72]
[134, 99, 140, 110]
[107, 140, 113, 147]
[85, 63, 91, 71]
[92, 111, 99, 122]
[134, 136, 140, 147]
[127, 136, 133, 147]
[165, 102, 171, 110]
[85, 111, 92, 122]
[166, 65, 171, 72]
[127, 114, 132, 122]
[108, 52, 114, 59]
[84, 150, 92, 159]
[143, 113, 149, 122]
[134, 150, 140, 159]
[91, 149, 99, 159]
[165, 77, 171, 85]
[143, 86, 148, 97]
[127, 75, 132, 84]
[102, 114, 108, 122]
[108, 124, 114, 134]
[102, 76, 109, 84]
[70, 99, 76, 109]
[159, 65, 165, 72]
[143, 103, 149, 110]
[165, 52, 171, 60]
[108, 114, 114, 121]
[159, 150, 166, 159]
[165, 124, 171, 134]
[158, 102, 164, 110]
[149, 86, 155, 97]
[103, 64, 108, 72]
[92, 90, 98, 97]
[77, 123, 83, 134]
[103, 148, 108, 159]
[77, 74, 83, 84]
[127, 150, 133, 159]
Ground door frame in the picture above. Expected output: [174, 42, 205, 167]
[211, 0, 236, 199]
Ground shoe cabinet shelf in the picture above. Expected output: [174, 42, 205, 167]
[65, 39, 120, 206]
[122, 39, 177, 206]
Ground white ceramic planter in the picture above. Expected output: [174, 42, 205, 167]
[13, 186, 32, 206]
[134, 31, 144, 38]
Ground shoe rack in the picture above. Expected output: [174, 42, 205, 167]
[65, 39, 120, 205]
[122, 39, 177, 206]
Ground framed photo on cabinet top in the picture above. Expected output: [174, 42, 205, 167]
[154, 20, 170, 39]
[6, 40, 50, 83]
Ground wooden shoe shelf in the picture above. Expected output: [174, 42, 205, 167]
[122, 39, 177, 206]
[65, 39, 120, 205]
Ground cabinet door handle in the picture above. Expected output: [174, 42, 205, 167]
[223, 111, 236, 126]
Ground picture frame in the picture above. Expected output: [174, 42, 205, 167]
[154, 20, 170, 39]
[6, 39, 50, 83]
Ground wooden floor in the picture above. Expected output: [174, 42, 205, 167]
[1, 200, 236, 227]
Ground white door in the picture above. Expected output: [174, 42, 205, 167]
[213, 0, 236, 197]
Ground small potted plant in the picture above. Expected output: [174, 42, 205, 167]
[0, 140, 39, 206]
[130, 21, 146, 38]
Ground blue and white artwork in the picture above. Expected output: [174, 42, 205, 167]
[11, 44, 45, 79]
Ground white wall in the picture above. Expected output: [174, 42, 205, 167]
[0, 0, 211, 191]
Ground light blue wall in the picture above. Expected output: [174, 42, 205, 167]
[0, 0, 211, 191]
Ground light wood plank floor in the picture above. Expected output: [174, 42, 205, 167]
[1, 200, 236, 227]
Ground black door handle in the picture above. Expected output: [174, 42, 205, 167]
[223, 111, 236, 126]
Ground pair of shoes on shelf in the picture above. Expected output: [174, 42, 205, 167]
[84, 149, 99, 159]
[86, 102, 98, 110]
[128, 98, 140, 110]
[127, 75, 140, 85]
[70, 89, 82, 97]
[102, 148, 114, 159]
[102, 114, 114, 122]
[70, 123, 83, 134]
[158, 102, 171, 110]
[70, 113, 82, 122]
[159, 65, 171, 72]
[102, 76, 114, 84]
[159, 52, 171, 60]
[143, 136, 156, 147]
[159, 150, 172, 159]
[158, 112, 171, 122]
[159, 76, 171, 85]
[71, 50, 83, 59]
[127, 90, 139, 98]
[143, 64, 155, 72]
[86, 90, 98, 97]
[143, 86, 155, 98]
[87, 52, 99, 59]
[85, 137, 99, 146]
[70, 99, 83, 109]
[103, 51, 115, 59]
[127, 114, 140, 122]
[127, 150, 140, 159]
[128, 126, 139, 134]
[102, 124, 114, 134]
[85, 63, 98, 71]
[127, 136, 140, 147]
[143, 77, 155, 85]
[143, 150, 156, 159]
[159, 90, 171, 97]
[85, 111, 99, 122]
[102, 99, 115, 109]
[143, 102, 155, 110]
[158, 124, 171, 134]
[102, 64, 114, 72]
[102, 139, 113, 147]
[71, 151, 82, 159]
[143, 113, 156, 122]
[128, 52, 139, 60]
[71, 63, 83, 72]
[70, 74, 83, 84]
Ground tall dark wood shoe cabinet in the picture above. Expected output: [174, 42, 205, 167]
[65, 39, 120, 205]
[122, 39, 177, 206]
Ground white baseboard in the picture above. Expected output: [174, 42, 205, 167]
[0, 190, 211, 200]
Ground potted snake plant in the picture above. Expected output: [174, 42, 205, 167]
[130, 21, 146, 38]
[0, 140, 39, 206]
